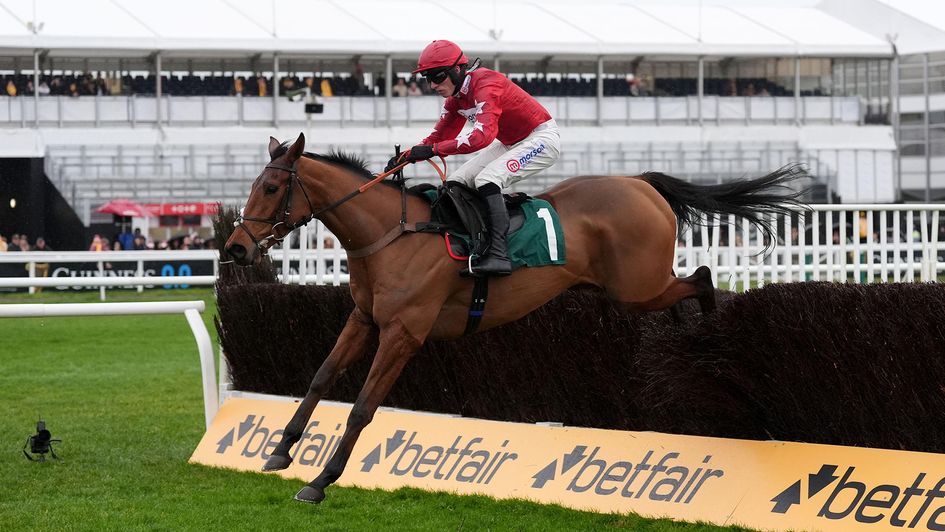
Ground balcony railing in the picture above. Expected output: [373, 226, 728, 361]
[0, 94, 866, 128]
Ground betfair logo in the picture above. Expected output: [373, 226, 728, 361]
[771, 464, 945, 529]
[531, 445, 723, 503]
[360, 430, 518, 485]
[215, 414, 344, 468]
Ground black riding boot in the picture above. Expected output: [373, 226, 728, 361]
[472, 187, 512, 276]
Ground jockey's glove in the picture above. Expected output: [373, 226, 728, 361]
[385, 145, 436, 173]
[405, 145, 435, 162]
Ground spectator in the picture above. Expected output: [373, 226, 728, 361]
[374, 74, 386, 96]
[118, 227, 134, 250]
[406, 80, 423, 97]
[257, 77, 267, 97]
[281, 77, 296, 93]
[30, 237, 51, 291]
[8, 234, 22, 252]
[68, 82, 80, 98]
[628, 76, 640, 97]
[81, 75, 95, 95]
[25, 80, 34, 95]
[319, 78, 333, 97]
[744, 83, 756, 97]
[350, 62, 366, 94]
[105, 75, 122, 95]
[232, 76, 244, 96]
[89, 234, 104, 251]
[37, 80, 50, 95]
[133, 228, 147, 250]
[392, 78, 408, 97]
[49, 76, 62, 95]
[0, 235, 7, 252]
[5, 80, 16, 97]
[757, 85, 770, 96]
[18, 235, 30, 251]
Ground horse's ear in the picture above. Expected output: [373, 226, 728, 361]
[286, 132, 306, 162]
[268, 136, 281, 160]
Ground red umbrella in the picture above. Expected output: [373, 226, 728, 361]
[95, 199, 152, 218]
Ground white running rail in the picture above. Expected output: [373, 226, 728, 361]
[0, 301, 218, 428]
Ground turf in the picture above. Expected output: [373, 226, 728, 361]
[0, 288, 748, 531]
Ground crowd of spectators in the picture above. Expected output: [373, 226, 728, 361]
[87, 228, 216, 251]
[0, 230, 216, 254]
[0, 233, 46, 252]
[1, 71, 799, 99]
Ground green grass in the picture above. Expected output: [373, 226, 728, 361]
[0, 288, 748, 531]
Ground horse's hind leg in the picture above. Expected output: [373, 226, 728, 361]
[262, 308, 377, 472]
[627, 265, 716, 315]
[694, 265, 716, 313]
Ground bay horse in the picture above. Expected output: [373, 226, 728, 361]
[224, 133, 806, 503]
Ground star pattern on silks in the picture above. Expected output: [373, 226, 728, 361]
[457, 100, 486, 123]
[455, 121, 485, 147]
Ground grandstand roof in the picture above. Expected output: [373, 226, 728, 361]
[820, 0, 945, 55]
[0, 0, 894, 63]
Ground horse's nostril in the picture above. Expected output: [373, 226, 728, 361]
[227, 244, 246, 259]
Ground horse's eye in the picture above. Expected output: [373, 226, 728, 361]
[264, 185, 278, 194]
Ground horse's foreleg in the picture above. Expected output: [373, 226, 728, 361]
[295, 318, 421, 503]
[262, 308, 377, 472]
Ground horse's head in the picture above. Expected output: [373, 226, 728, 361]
[225, 132, 313, 265]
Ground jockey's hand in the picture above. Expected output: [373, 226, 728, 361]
[384, 145, 435, 173]
[384, 154, 403, 173]
[405, 145, 435, 162]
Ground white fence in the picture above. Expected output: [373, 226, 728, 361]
[0, 300, 218, 428]
[1, 205, 942, 295]
[675, 204, 944, 290]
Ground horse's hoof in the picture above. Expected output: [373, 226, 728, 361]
[262, 454, 293, 472]
[294, 485, 325, 504]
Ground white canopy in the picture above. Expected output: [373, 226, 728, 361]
[820, 0, 945, 55]
[0, 0, 894, 60]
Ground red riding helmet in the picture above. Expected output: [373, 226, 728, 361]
[412, 40, 468, 74]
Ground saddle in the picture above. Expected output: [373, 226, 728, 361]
[412, 182, 529, 260]
[402, 181, 565, 335]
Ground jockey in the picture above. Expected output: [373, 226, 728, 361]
[387, 39, 561, 276]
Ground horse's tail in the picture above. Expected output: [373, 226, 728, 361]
[640, 164, 810, 248]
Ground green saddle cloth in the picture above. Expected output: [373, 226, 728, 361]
[421, 189, 566, 269]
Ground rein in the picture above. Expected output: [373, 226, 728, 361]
[233, 156, 447, 258]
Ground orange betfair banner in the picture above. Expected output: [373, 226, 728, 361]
[192, 397, 945, 531]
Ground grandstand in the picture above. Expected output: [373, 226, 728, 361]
[0, 0, 940, 249]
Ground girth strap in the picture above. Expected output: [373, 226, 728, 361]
[463, 276, 489, 336]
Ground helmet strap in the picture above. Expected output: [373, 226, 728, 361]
[449, 66, 466, 95]
[449, 57, 481, 95]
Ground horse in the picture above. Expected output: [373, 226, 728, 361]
[224, 133, 807, 503]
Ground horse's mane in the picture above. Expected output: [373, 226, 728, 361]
[274, 140, 425, 196]
[273, 140, 373, 179]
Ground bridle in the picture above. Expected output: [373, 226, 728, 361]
[232, 162, 316, 252]
[231, 156, 447, 258]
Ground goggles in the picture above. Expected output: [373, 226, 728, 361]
[423, 68, 450, 84]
